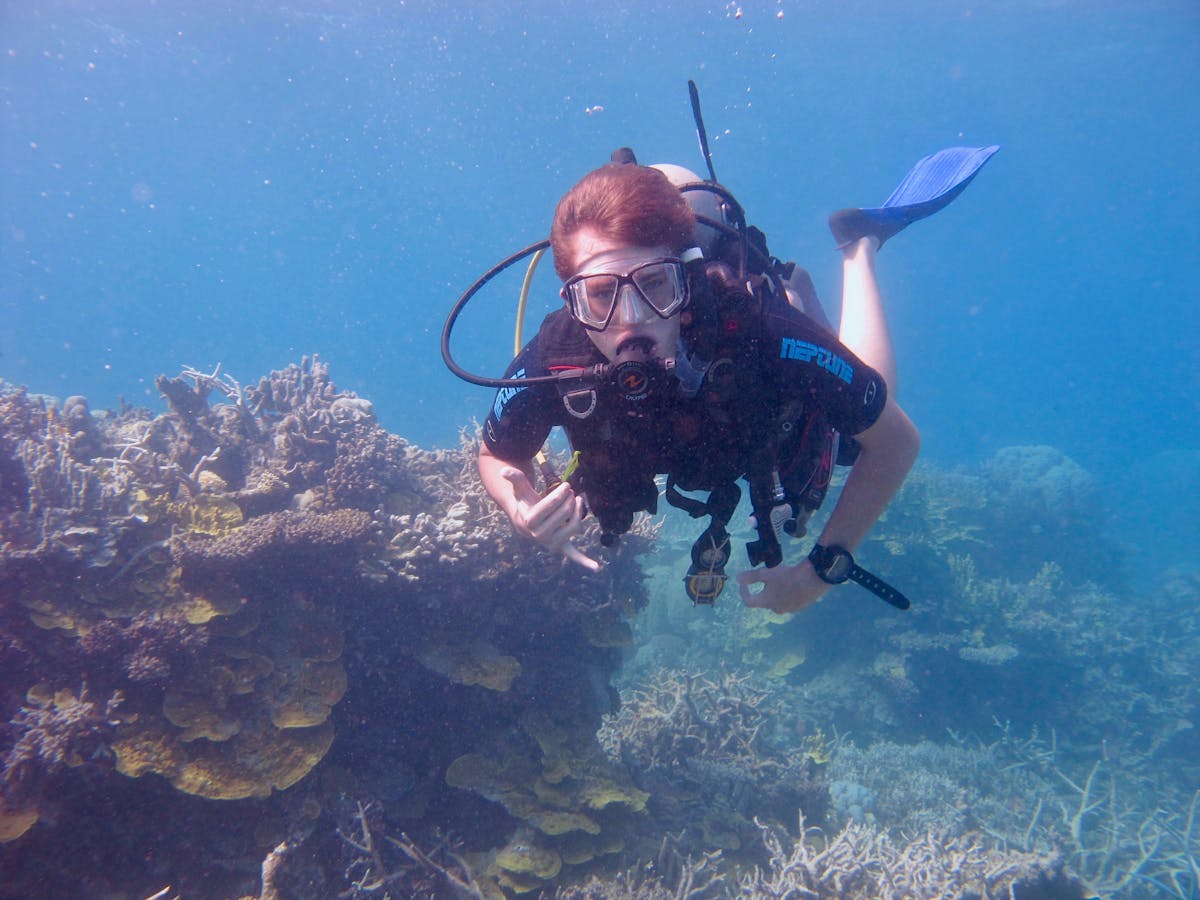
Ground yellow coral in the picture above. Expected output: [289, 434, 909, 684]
[522, 808, 600, 836]
[291, 622, 344, 662]
[533, 776, 572, 809]
[802, 730, 832, 766]
[494, 832, 562, 880]
[268, 659, 348, 729]
[446, 753, 506, 798]
[113, 718, 333, 800]
[494, 870, 545, 894]
[0, 805, 39, 843]
[520, 711, 572, 782]
[766, 650, 807, 679]
[25, 683, 54, 706]
[742, 608, 792, 641]
[226, 654, 275, 695]
[446, 753, 604, 837]
[559, 830, 624, 866]
[417, 641, 520, 692]
[173, 584, 246, 624]
[163, 687, 242, 742]
[132, 490, 244, 536]
[20, 584, 99, 636]
[207, 602, 262, 638]
[577, 777, 649, 812]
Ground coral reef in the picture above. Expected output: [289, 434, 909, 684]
[598, 666, 828, 859]
[4, 684, 123, 781]
[606, 442, 1196, 900]
[2, 362, 1196, 900]
[554, 816, 1086, 899]
[0, 359, 653, 897]
[736, 813, 1085, 899]
[335, 798, 497, 898]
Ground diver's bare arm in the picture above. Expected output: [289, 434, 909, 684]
[838, 237, 898, 394]
[816, 398, 919, 552]
[737, 399, 918, 613]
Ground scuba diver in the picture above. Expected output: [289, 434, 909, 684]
[444, 90, 997, 614]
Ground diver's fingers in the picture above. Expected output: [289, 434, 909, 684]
[540, 494, 597, 572]
[500, 466, 540, 505]
[736, 569, 771, 607]
[541, 493, 585, 548]
[524, 482, 576, 534]
[562, 542, 602, 573]
[512, 484, 596, 570]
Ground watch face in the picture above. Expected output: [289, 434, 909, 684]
[824, 551, 853, 583]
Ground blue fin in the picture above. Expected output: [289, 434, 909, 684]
[829, 145, 1000, 249]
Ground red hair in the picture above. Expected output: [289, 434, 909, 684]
[550, 164, 695, 280]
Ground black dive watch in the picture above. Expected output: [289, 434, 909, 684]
[808, 544, 910, 610]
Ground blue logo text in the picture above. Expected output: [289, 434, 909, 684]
[492, 369, 527, 419]
[779, 338, 853, 384]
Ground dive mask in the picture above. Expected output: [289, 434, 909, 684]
[561, 258, 688, 331]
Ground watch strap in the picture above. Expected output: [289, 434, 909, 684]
[810, 543, 911, 610]
[848, 565, 910, 610]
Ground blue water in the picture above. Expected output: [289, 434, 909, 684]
[3, 0, 1197, 543]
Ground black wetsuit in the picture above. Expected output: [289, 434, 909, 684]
[484, 287, 887, 540]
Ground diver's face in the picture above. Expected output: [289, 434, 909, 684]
[565, 231, 682, 365]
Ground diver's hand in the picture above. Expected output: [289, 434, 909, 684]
[737, 559, 829, 614]
[500, 468, 601, 572]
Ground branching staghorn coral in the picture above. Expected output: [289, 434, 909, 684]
[928, 720, 1200, 899]
[736, 812, 1083, 899]
[336, 798, 489, 899]
[553, 831, 726, 900]
[598, 665, 828, 855]
[553, 813, 1083, 899]
[600, 667, 781, 775]
[1047, 761, 1199, 898]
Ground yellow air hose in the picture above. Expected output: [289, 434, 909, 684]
[514, 247, 545, 356]
[514, 248, 564, 492]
